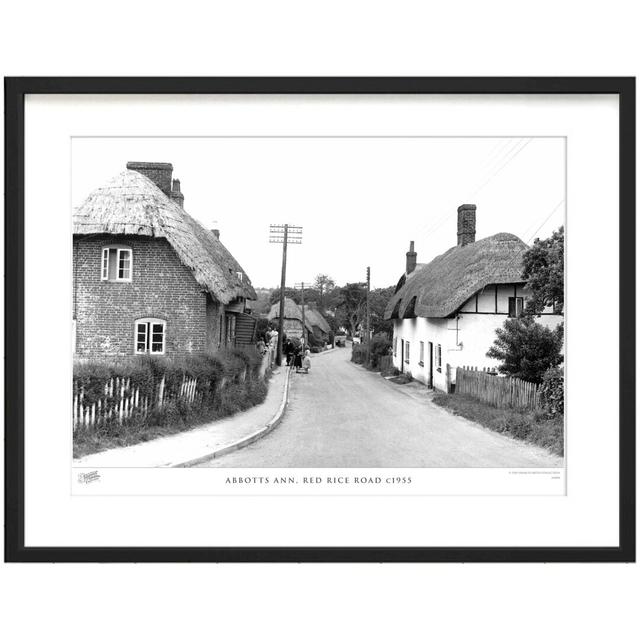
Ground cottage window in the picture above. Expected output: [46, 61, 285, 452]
[419, 341, 424, 367]
[436, 344, 442, 372]
[135, 319, 166, 355]
[101, 246, 132, 282]
[405, 341, 410, 364]
[393, 337, 397, 357]
[508, 296, 524, 318]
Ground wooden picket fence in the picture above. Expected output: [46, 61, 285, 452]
[72, 349, 274, 432]
[72, 374, 202, 431]
[455, 366, 541, 411]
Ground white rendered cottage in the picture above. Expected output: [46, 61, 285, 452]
[383, 204, 562, 391]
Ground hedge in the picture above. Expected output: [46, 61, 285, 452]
[73, 347, 267, 456]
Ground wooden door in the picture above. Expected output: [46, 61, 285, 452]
[400, 339, 405, 373]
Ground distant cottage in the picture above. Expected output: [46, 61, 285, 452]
[384, 204, 562, 391]
[305, 308, 331, 342]
[73, 162, 257, 359]
[267, 297, 314, 340]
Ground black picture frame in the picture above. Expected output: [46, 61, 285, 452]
[4, 77, 635, 563]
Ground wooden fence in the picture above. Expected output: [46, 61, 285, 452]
[73, 374, 202, 431]
[73, 350, 272, 431]
[455, 366, 541, 411]
[378, 355, 394, 374]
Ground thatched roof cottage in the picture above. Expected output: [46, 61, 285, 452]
[73, 162, 257, 359]
[267, 297, 314, 341]
[305, 308, 331, 340]
[384, 204, 562, 391]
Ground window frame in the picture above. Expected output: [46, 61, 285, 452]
[101, 245, 133, 282]
[134, 318, 166, 355]
[419, 340, 424, 367]
[508, 296, 524, 318]
[436, 344, 442, 373]
[404, 341, 410, 364]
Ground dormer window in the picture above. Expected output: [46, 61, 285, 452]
[237, 271, 243, 282]
[101, 246, 132, 282]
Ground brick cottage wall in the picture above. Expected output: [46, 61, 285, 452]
[73, 234, 208, 359]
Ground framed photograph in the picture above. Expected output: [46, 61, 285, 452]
[5, 77, 635, 562]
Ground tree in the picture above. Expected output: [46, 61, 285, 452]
[486, 316, 564, 383]
[251, 289, 275, 316]
[268, 287, 301, 306]
[368, 286, 396, 337]
[522, 226, 564, 315]
[335, 282, 367, 338]
[314, 274, 336, 308]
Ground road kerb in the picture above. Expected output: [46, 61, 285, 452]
[171, 365, 292, 468]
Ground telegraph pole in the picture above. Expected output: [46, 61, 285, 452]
[366, 266, 371, 365]
[269, 223, 302, 365]
[295, 282, 310, 346]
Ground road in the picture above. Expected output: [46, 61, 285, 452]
[198, 347, 563, 468]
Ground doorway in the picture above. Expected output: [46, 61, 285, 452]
[428, 341, 434, 388]
[400, 339, 405, 373]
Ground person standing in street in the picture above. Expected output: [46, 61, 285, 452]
[302, 349, 311, 374]
[284, 339, 295, 366]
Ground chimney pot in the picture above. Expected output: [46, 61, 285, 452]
[212, 229, 220, 239]
[170, 177, 184, 208]
[126, 162, 173, 196]
[406, 240, 417, 274]
[457, 204, 476, 246]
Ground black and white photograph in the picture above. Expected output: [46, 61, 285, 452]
[2, 3, 638, 639]
[71, 137, 565, 474]
[6, 78, 632, 563]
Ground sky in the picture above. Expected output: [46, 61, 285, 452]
[72, 137, 565, 290]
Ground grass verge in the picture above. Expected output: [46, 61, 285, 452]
[431, 392, 564, 457]
[74, 377, 269, 458]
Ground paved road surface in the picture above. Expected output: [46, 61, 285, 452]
[199, 347, 562, 468]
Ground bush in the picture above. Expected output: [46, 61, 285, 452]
[349, 334, 391, 370]
[540, 367, 564, 416]
[487, 317, 564, 383]
[351, 343, 367, 364]
[73, 348, 269, 457]
[255, 317, 270, 342]
[369, 333, 392, 369]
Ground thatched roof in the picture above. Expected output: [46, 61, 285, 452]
[268, 297, 302, 321]
[384, 233, 528, 320]
[305, 308, 331, 334]
[73, 170, 256, 304]
[268, 298, 315, 331]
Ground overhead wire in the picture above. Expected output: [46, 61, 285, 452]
[411, 138, 533, 254]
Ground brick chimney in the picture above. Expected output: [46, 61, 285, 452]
[170, 178, 184, 208]
[211, 229, 220, 239]
[457, 204, 476, 246]
[406, 240, 417, 274]
[126, 162, 173, 197]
